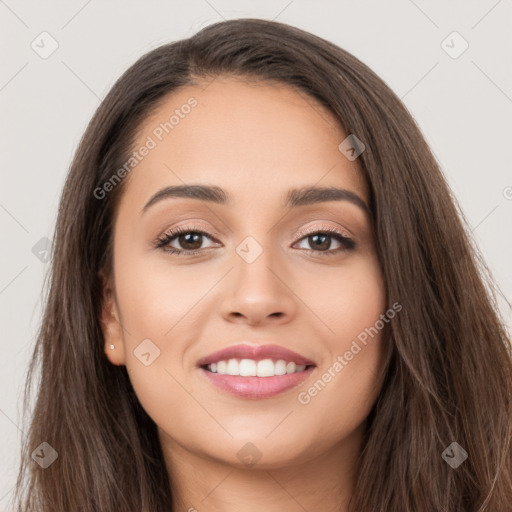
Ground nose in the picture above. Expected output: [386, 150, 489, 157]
[219, 243, 297, 326]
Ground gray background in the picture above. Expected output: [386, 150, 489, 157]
[1, 1, 511, 508]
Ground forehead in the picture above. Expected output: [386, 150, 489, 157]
[120, 76, 368, 212]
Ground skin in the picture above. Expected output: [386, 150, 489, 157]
[101, 76, 387, 512]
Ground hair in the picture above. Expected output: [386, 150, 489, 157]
[13, 17, 512, 512]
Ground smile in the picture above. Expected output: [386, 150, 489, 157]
[197, 343, 317, 399]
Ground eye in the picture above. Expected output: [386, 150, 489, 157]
[293, 226, 356, 256]
[154, 225, 219, 255]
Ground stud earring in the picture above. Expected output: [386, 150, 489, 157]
[109, 344, 115, 350]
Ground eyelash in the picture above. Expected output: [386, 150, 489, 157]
[154, 224, 356, 257]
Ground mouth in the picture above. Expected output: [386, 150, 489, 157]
[197, 344, 317, 399]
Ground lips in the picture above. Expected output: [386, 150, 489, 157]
[196, 343, 316, 367]
[196, 343, 317, 399]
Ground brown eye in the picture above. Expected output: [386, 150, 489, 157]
[307, 233, 332, 251]
[155, 226, 219, 255]
[175, 232, 203, 251]
[293, 228, 356, 255]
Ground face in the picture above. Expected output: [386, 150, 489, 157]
[101, 76, 387, 471]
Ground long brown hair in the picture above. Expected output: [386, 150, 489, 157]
[13, 18, 512, 511]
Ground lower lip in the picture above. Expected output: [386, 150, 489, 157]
[199, 366, 316, 399]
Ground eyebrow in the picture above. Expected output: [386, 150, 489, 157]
[141, 184, 370, 215]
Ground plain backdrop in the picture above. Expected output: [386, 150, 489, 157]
[1, 1, 511, 509]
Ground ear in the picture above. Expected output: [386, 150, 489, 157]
[98, 269, 126, 366]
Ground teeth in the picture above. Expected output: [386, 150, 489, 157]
[274, 360, 287, 376]
[205, 358, 309, 376]
[226, 359, 239, 375]
[257, 359, 274, 377]
[239, 359, 256, 376]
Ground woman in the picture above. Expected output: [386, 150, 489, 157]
[14, 18, 512, 512]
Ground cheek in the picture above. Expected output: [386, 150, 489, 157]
[295, 252, 386, 341]
[114, 262, 199, 432]
[112, 252, 222, 425]
[114, 247, 216, 337]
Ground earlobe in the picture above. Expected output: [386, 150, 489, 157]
[98, 269, 126, 366]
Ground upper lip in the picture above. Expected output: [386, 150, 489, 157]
[197, 344, 316, 367]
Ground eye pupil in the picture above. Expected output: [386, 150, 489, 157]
[310, 234, 330, 251]
[179, 232, 202, 250]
